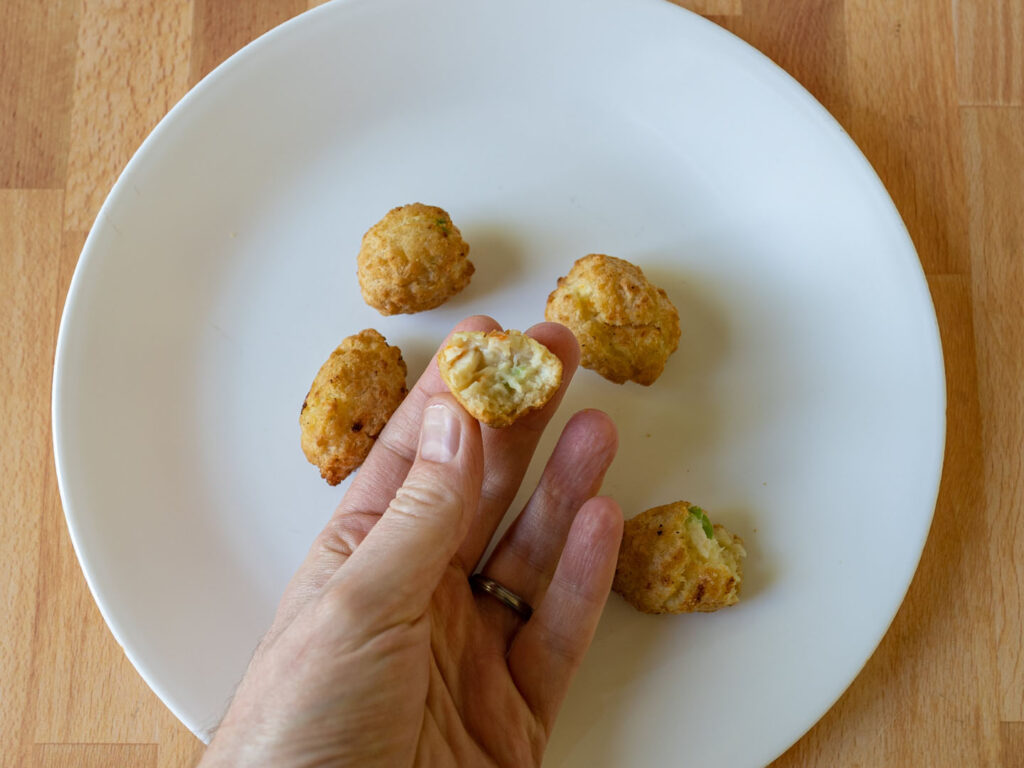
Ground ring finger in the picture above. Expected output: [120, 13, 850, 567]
[475, 408, 618, 643]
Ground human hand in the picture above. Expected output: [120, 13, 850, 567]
[198, 316, 622, 768]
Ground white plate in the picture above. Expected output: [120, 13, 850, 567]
[52, 0, 945, 765]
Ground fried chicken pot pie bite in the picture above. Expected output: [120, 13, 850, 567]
[437, 330, 562, 429]
[545, 253, 680, 385]
[357, 203, 473, 315]
[300, 329, 407, 485]
[614, 501, 745, 614]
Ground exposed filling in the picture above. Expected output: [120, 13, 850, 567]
[439, 331, 561, 423]
[684, 506, 746, 571]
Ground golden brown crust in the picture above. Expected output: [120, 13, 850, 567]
[545, 254, 680, 385]
[437, 330, 562, 428]
[613, 501, 745, 614]
[300, 329, 407, 485]
[357, 203, 473, 315]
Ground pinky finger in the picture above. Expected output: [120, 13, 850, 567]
[507, 496, 623, 733]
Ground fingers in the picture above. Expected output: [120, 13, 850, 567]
[475, 410, 618, 642]
[338, 315, 502, 520]
[340, 318, 580, 572]
[272, 316, 578, 634]
[452, 321, 581, 573]
[507, 497, 623, 733]
[268, 315, 499, 626]
[333, 319, 580, 576]
[326, 395, 484, 631]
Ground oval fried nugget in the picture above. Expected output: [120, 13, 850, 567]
[300, 329, 407, 485]
[613, 501, 745, 614]
[437, 330, 562, 429]
[545, 253, 680, 385]
[357, 203, 473, 315]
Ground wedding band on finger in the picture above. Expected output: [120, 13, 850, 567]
[470, 574, 534, 622]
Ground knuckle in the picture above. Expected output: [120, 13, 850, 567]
[390, 475, 464, 523]
[314, 512, 371, 558]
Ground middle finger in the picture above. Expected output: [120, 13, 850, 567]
[338, 319, 580, 568]
[476, 408, 618, 643]
[270, 318, 580, 637]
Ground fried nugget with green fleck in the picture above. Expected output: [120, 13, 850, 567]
[614, 501, 745, 613]
[357, 203, 473, 315]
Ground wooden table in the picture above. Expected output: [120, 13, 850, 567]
[2, 1, 1021, 766]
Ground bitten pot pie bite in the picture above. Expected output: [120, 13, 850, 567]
[437, 330, 562, 429]
[614, 501, 746, 614]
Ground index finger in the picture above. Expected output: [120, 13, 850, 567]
[267, 315, 501, 631]
[338, 314, 502, 517]
[339, 319, 580, 569]
[281, 316, 579, 619]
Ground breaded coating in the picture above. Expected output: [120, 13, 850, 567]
[300, 329, 407, 485]
[437, 330, 562, 429]
[357, 203, 473, 315]
[613, 501, 745, 614]
[545, 254, 680, 385]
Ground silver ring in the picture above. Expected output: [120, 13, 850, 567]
[470, 574, 533, 622]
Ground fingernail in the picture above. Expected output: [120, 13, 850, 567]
[420, 403, 460, 463]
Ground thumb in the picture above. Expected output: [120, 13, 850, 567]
[327, 394, 483, 627]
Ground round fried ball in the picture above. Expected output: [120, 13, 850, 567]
[545, 254, 680, 385]
[437, 330, 562, 429]
[300, 329, 407, 485]
[357, 203, 473, 315]
[613, 501, 745, 614]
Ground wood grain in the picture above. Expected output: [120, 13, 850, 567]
[0, 1, 80, 188]
[710, 0, 851, 126]
[0, 190, 64, 768]
[31, 744, 157, 768]
[955, 0, 1024, 106]
[63, 0, 192, 230]
[1004, 721, 1024, 768]
[189, 0, 309, 85]
[846, 0, 971, 276]
[1, 1, 1022, 767]
[671, 0, 743, 15]
[962, 105, 1024, 723]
